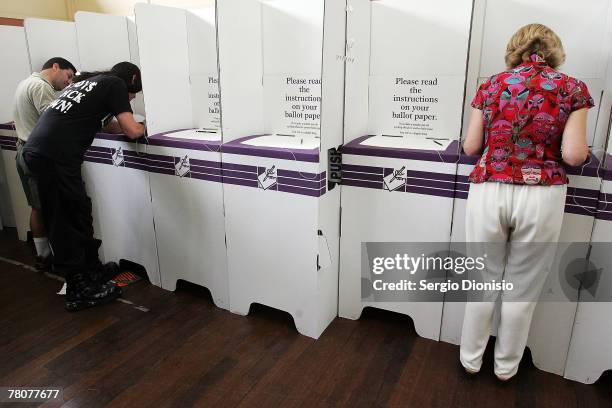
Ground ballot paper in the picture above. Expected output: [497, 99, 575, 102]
[57, 282, 67, 296]
[383, 166, 406, 192]
[258, 165, 277, 190]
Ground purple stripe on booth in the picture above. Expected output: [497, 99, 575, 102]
[122, 150, 147, 158]
[405, 185, 456, 199]
[454, 182, 471, 192]
[276, 169, 325, 181]
[277, 184, 323, 197]
[565, 204, 597, 217]
[0, 135, 16, 143]
[124, 157, 149, 167]
[342, 171, 383, 182]
[0, 123, 15, 130]
[405, 177, 456, 190]
[124, 162, 148, 172]
[190, 166, 222, 176]
[568, 187, 605, 199]
[343, 166, 456, 183]
[222, 162, 258, 173]
[190, 173, 223, 183]
[222, 169, 258, 180]
[222, 177, 259, 188]
[147, 162, 175, 172]
[146, 152, 175, 163]
[597, 199, 612, 211]
[146, 159, 173, 166]
[320, 179, 327, 188]
[190, 158, 222, 168]
[454, 190, 469, 199]
[342, 163, 384, 174]
[596, 210, 612, 221]
[148, 166, 175, 176]
[276, 169, 323, 181]
[84, 151, 111, 160]
[277, 176, 322, 190]
[407, 169, 457, 182]
[342, 178, 384, 190]
[1, 144, 17, 151]
[564, 196, 598, 208]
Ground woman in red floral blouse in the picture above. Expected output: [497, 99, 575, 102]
[460, 23, 593, 381]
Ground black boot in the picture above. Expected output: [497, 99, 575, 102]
[65, 273, 122, 312]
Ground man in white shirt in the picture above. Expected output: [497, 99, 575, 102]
[13, 57, 76, 271]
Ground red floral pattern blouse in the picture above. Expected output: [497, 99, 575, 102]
[469, 55, 594, 185]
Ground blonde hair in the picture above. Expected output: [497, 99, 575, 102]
[505, 23, 565, 69]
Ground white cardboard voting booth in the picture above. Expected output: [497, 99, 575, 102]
[564, 43, 612, 380]
[0, 25, 31, 231]
[441, 0, 612, 376]
[218, 0, 345, 338]
[135, 3, 227, 306]
[0, 19, 81, 241]
[339, 0, 472, 341]
[564, 154, 612, 384]
[75, 11, 160, 286]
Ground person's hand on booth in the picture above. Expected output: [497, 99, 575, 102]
[116, 111, 146, 140]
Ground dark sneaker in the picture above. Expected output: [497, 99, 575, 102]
[65, 281, 122, 312]
[34, 255, 53, 272]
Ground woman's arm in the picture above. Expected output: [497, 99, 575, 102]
[561, 108, 589, 167]
[462, 108, 485, 156]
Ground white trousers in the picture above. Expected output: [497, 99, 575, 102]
[459, 182, 567, 378]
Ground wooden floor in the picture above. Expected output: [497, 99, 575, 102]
[1, 228, 611, 408]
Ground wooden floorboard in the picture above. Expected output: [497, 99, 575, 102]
[0, 227, 610, 408]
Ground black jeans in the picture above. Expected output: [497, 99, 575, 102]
[21, 151, 103, 281]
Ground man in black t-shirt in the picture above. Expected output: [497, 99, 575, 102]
[19, 62, 146, 311]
